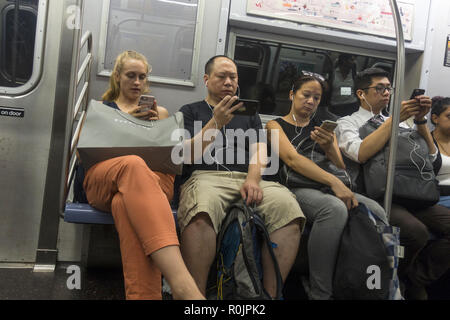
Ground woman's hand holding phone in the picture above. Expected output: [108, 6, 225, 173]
[125, 105, 149, 120]
[137, 95, 159, 120]
[139, 95, 155, 111]
[311, 126, 335, 151]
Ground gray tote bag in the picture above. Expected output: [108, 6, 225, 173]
[77, 100, 184, 174]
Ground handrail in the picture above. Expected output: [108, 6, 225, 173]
[73, 81, 88, 120]
[66, 153, 78, 198]
[80, 30, 92, 51]
[384, 0, 406, 221]
[77, 53, 92, 85]
[65, 30, 93, 196]
[77, 31, 92, 85]
[67, 110, 86, 191]
[70, 110, 86, 155]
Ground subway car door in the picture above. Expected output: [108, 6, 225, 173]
[0, 0, 83, 267]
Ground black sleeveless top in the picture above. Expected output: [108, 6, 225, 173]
[265, 116, 323, 183]
[102, 100, 120, 110]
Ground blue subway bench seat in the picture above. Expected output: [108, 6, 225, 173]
[64, 203, 115, 224]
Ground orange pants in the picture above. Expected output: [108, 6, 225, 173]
[83, 155, 179, 300]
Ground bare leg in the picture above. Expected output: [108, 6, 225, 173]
[150, 245, 205, 300]
[180, 213, 217, 295]
[262, 219, 301, 298]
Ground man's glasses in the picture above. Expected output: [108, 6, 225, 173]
[363, 85, 394, 95]
[301, 70, 326, 82]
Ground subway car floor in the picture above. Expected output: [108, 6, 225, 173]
[0, 263, 125, 300]
[0, 263, 448, 300]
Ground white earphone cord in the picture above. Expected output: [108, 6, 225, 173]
[362, 94, 376, 118]
[291, 108, 319, 161]
[407, 132, 433, 181]
[290, 98, 319, 145]
[205, 101, 232, 173]
[361, 94, 431, 181]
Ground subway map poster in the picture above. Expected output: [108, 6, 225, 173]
[247, 0, 414, 41]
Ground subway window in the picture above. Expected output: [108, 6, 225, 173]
[99, 0, 203, 86]
[0, 0, 39, 89]
[232, 36, 395, 117]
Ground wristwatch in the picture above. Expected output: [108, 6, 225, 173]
[414, 117, 428, 125]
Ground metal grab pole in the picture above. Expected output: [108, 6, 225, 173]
[384, 0, 406, 221]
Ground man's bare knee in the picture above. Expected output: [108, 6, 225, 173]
[184, 212, 214, 232]
[270, 218, 302, 239]
[180, 212, 217, 257]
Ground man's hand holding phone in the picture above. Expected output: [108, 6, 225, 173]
[410, 89, 425, 100]
[408, 89, 431, 121]
[211, 96, 243, 128]
[230, 99, 259, 116]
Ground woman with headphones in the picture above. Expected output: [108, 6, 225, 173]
[266, 72, 387, 300]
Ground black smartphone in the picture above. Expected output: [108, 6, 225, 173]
[410, 89, 425, 99]
[231, 99, 259, 116]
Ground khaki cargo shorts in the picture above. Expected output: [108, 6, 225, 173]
[177, 170, 305, 234]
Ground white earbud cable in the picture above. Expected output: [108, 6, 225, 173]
[205, 100, 232, 173]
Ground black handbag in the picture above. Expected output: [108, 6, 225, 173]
[279, 137, 356, 191]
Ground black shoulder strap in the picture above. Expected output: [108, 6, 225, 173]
[249, 206, 284, 300]
[431, 131, 442, 176]
[359, 118, 380, 139]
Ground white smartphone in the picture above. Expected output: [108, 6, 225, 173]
[138, 95, 155, 112]
[320, 120, 338, 132]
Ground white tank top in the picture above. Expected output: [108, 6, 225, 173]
[437, 153, 450, 186]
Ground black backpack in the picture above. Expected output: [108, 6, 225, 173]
[333, 203, 404, 300]
[208, 202, 283, 300]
